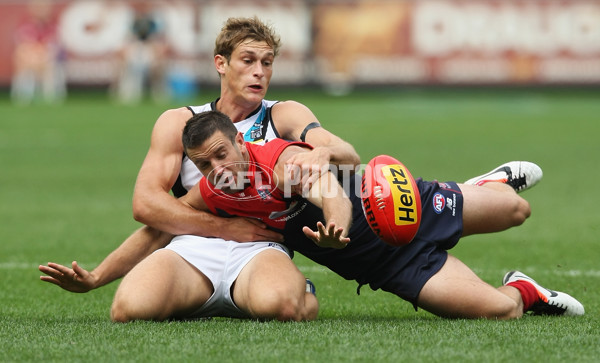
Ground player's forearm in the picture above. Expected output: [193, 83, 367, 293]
[308, 172, 353, 234]
[90, 226, 173, 288]
[314, 143, 360, 170]
[133, 192, 225, 237]
[322, 192, 353, 236]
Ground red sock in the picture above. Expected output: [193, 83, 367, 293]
[507, 281, 542, 313]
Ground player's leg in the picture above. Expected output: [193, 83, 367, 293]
[232, 248, 318, 321]
[459, 182, 531, 236]
[110, 249, 213, 322]
[460, 161, 543, 236]
[417, 254, 523, 319]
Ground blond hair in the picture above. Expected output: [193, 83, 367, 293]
[214, 16, 281, 61]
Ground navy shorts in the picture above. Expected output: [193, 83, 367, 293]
[377, 180, 464, 309]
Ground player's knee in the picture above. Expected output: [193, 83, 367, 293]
[110, 297, 133, 323]
[484, 300, 522, 320]
[276, 297, 303, 321]
[110, 294, 144, 323]
[270, 294, 303, 321]
[110, 293, 167, 323]
[510, 197, 531, 226]
[253, 287, 306, 321]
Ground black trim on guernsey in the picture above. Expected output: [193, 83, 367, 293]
[261, 103, 277, 141]
[263, 101, 281, 140]
[172, 175, 188, 198]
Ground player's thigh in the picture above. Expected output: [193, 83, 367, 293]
[114, 249, 213, 319]
[417, 254, 519, 319]
[459, 183, 529, 236]
[233, 248, 306, 315]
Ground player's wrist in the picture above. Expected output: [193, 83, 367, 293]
[313, 146, 332, 163]
[207, 215, 230, 239]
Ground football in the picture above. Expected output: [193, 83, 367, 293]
[361, 155, 422, 246]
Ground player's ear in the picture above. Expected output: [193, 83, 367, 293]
[235, 132, 244, 148]
[215, 54, 226, 76]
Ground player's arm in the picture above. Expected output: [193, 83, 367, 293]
[301, 171, 352, 249]
[271, 100, 361, 170]
[132, 107, 220, 235]
[132, 108, 283, 242]
[276, 146, 352, 249]
[178, 180, 209, 211]
[39, 225, 173, 293]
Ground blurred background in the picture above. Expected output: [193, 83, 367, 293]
[1, 0, 599, 104]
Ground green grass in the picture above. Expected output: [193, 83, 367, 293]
[1, 87, 599, 362]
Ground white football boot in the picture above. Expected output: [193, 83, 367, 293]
[464, 161, 543, 193]
[503, 270, 585, 316]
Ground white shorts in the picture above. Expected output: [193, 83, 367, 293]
[163, 235, 290, 319]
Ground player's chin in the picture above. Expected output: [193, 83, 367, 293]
[246, 86, 266, 98]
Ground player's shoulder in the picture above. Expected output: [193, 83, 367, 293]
[154, 107, 194, 127]
[271, 100, 318, 138]
[159, 106, 194, 120]
[272, 100, 310, 113]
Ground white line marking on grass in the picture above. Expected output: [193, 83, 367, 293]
[473, 267, 600, 279]
[4, 262, 600, 279]
[0, 262, 98, 270]
[557, 269, 600, 277]
[516, 268, 600, 278]
[0, 262, 43, 270]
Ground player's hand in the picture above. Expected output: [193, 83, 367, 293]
[39, 261, 97, 293]
[219, 217, 284, 243]
[302, 220, 350, 249]
[285, 148, 331, 196]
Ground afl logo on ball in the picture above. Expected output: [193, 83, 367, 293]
[432, 192, 445, 214]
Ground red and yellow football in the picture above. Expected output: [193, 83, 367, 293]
[361, 155, 422, 246]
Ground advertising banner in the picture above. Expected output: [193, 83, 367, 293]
[313, 0, 600, 85]
[1, 0, 598, 87]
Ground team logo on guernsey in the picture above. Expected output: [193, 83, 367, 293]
[244, 106, 266, 143]
[245, 121, 264, 142]
[257, 186, 272, 201]
[432, 192, 446, 214]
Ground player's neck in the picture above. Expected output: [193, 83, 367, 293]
[216, 93, 262, 123]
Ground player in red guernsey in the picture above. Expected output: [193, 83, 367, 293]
[180, 110, 585, 320]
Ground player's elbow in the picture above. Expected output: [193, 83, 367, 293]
[132, 196, 152, 225]
[349, 150, 361, 168]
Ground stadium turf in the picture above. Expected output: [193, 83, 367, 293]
[1, 87, 599, 362]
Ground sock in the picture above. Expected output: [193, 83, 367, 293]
[507, 281, 543, 313]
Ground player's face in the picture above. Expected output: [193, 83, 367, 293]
[188, 131, 248, 194]
[220, 39, 274, 107]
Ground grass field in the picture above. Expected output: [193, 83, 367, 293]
[1, 87, 599, 362]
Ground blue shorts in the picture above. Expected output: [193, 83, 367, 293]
[284, 176, 464, 310]
[376, 180, 463, 309]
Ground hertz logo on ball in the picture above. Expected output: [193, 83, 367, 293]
[361, 155, 422, 246]
[381, 165, 419, 227]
